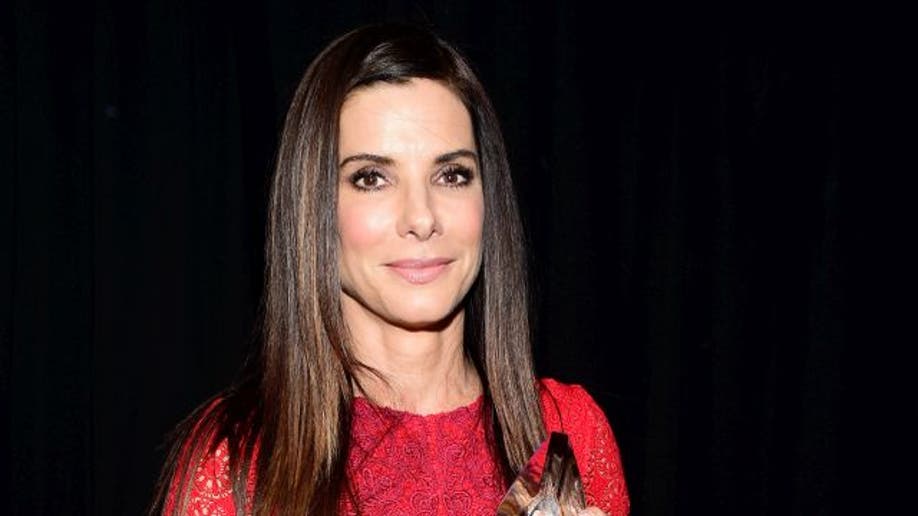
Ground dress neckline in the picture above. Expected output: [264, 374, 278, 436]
[352, 393, 486, 421]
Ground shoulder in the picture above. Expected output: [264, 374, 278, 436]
[537, 377, 605, 433]
[162, 399, 259, 515]
[537, 378, 631, 516]
[164, 436, 238, 515]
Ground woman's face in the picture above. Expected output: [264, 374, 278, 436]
[337, 78, 484, 330]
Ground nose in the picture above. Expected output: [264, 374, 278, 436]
[397, 183, 439, 241]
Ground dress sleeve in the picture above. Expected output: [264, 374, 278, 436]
[539, 379, 630, 515]
[163, 438, 238, 515]
[579, 392, 630, 516]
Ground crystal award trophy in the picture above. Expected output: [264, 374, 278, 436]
[496, 432, 586, 515]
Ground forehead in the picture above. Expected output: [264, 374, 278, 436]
[338, 78, 475, 155]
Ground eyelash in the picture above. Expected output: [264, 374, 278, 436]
[348, 168, 388, 191]
[347, 165, 475, 192]
[437, 164, 475, 187]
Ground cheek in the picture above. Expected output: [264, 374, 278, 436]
[447, 196, 485, 247]
[338, 199, 391, 256]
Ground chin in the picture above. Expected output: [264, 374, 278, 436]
[385, 296, 464, 331]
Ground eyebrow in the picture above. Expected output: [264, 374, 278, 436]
[338, 149, 478, 168]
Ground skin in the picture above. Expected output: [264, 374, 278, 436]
[337, 78, 483, 415]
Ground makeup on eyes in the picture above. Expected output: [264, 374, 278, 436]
[346, 163, 476, 192]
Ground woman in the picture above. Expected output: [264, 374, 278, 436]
[151, 23, 629, 515]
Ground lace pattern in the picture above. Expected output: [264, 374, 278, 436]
[165, 379, 629, 515]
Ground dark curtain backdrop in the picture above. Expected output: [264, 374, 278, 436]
[2, 2, 911, 515]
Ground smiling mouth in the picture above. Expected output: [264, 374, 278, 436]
[385, 258, 454, 285]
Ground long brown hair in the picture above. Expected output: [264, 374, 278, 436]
[150, 22, 543, 514]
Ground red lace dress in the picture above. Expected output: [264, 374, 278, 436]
[165, 378, 630, 515]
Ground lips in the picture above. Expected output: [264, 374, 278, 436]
[385, 257, 454, 285]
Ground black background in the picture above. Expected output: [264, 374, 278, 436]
[3, 2, 913, 515]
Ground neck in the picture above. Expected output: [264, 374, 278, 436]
[342, 297, 481, 415]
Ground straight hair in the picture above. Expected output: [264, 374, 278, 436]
[150, 22, 543, 514]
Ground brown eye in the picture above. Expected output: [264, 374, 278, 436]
[437, 165, 473, 187]
[350, 169, 388, 191]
